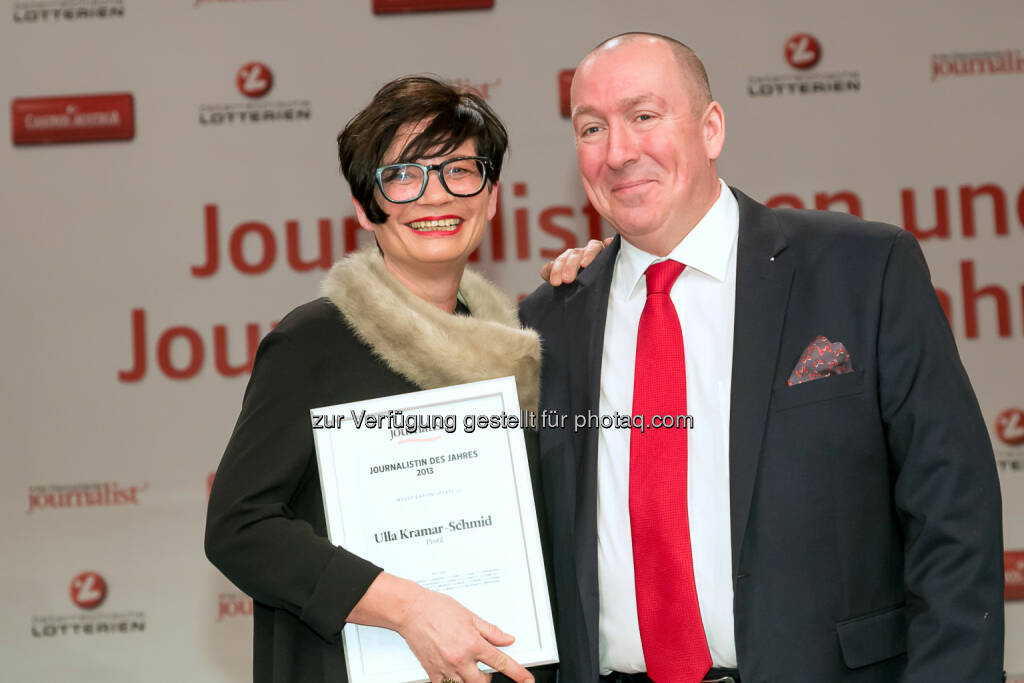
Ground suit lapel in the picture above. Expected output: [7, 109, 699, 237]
[565, 235, 620, 465]
[561, 235, 619, 669]
[729, 189, 792, 575]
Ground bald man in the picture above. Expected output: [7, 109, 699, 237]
[520, 33, 1004, 683]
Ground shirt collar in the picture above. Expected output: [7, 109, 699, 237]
[617, 179, 739, 297]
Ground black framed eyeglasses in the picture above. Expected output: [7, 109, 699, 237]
[375, 156, 492, 204]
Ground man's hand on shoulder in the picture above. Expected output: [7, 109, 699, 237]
[539, 238, 613, 285]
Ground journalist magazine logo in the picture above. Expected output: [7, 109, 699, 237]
[199, 62, 310, 125]
[748, 33, 861, 97]
[931, 49, 1024, 81]
[31, 572, 146, 637]
[27, 480, 149, 513]
[217, 592, 254, 622]
[13, 0, 123, 22]
[452, 77, 500, 101]
[372, 0, 492, 14]
[11, 93, 134, 145]
[995, 408, 1024, 476]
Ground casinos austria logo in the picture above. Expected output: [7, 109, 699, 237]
[558, 69, 574, 118]
[11, 93, 134, 145]
[12, 0, 124, 22]
[199, 62, 310, 125]
[748, 33, 861, 97]
[31, 572, 146, 637]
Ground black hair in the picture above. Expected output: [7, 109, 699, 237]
[337, 75, 509, 224]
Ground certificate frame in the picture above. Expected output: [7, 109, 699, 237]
[311, 376, 557, 683]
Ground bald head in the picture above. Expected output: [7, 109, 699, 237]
[567, 31, 726, 255]
[581, 32, 712, 117]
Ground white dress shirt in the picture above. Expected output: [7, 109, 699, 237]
[597, 179, 739, 673]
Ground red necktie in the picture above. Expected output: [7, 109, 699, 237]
[629, 259, 711, 683]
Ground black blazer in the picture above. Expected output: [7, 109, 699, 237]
[205, 299, 554, 683]
[206, 299, 409, 682]
[518, 188, 1004, 683]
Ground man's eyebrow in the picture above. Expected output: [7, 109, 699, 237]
[621, 93, 665, 109]
[571, 93, 665, 122]
[570, 104, 601, 122]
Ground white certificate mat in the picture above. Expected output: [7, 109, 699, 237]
[311, 376, 557, 683]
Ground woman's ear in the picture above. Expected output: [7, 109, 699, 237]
[351, 197, 376, 232]
[486, 181, 500, 221]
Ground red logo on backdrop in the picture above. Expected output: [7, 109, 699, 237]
[930, 49, 1024, 81]
[784, 33, 822, 70]
[11, 93, 134, 146]
[996, 408, 1024, 446]
[372, 0, 491, 12]
[1006, 551, 1024, 600]
[558, 69, 574, 118]
[69, 572, 107, 610]
[195, 0, 270, 6]
[236, 62, 273, 98]
[27, 481, 149, 514]
[452, 78, 501, 100]
[218, 593, 254, 621]
[373, 0, 492, 13]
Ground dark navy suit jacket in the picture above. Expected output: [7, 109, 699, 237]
[518, 188, 1004, 683]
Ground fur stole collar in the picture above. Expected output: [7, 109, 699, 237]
[321, 248, 540, 416]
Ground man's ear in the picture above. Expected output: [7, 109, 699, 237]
[351, 196, 377, 232]
[702, 100, 725, 161]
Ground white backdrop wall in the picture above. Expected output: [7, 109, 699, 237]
[2, 1, 1022, 680]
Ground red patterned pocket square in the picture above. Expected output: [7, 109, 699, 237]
[787, 335, 854, 386]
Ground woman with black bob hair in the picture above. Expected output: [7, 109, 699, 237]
[206, 76, 551, 683]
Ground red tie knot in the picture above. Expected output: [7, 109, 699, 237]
[644, 259, 685, 295]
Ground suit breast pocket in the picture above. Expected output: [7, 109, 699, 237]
[772, 370, 865, 412]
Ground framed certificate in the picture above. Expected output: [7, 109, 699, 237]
[311, 376, 557, 683]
